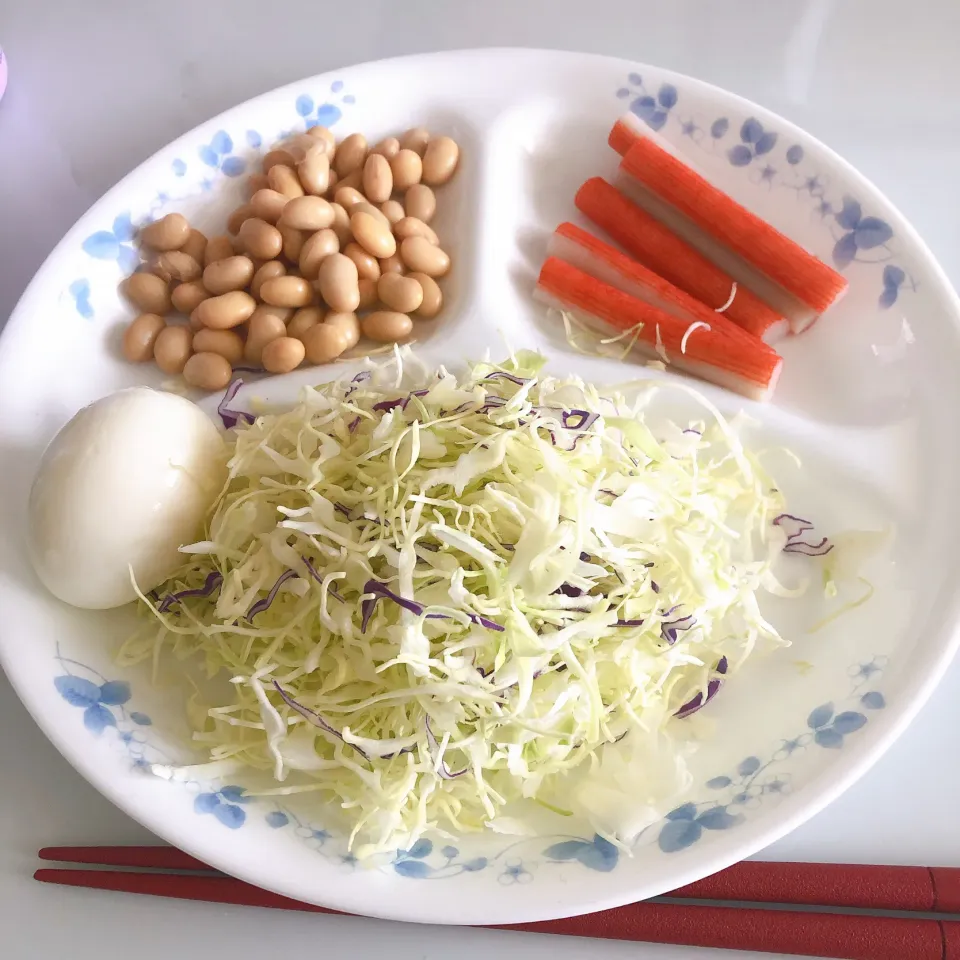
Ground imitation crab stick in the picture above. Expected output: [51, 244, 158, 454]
[576, 178, 788, 343]
[617, 137, 848, 333]
[609, 113, 644, 158]
[549, 222, 765, 347]
[608, 111, 703, 166]
[535, 256, 783, 402]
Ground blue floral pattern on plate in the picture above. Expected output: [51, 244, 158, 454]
[614, 77, 916, 308]
[53, 645, 158, 769]
[727, 117, 778, 168]
[652, 656, 887, 853]
[81, 212, 139, 275]
[194, 785, 250, 829]
[54, 645, 885, 883]
[197, 130, 247, 178]
[293, 80, 356, 132]
[78, 83, 354, 322]
[69, 279, 93, 320]
[616, 72, 678, 132]
[544, 834, 619, 872]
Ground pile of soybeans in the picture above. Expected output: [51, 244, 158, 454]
[120, 124, 460, 390]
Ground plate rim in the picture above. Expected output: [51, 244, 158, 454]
[3, 46, 960, 925]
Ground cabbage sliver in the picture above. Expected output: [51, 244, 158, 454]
[126, 350, 792, 857]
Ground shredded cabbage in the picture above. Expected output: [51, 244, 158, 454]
[124, 349, 796, 857]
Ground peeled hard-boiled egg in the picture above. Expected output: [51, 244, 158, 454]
[28, 388, 227, 609]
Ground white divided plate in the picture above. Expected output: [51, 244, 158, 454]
[1, 49, 960, 926]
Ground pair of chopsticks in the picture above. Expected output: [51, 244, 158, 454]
[35, 847, 960, 959]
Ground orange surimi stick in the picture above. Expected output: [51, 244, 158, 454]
[617, 137, 848, 332]
[550, 222, 763, 347]
[576, 178, 788, 343]
[608, 113, 695, 166]
[535, 256, 783, 403]
[609, 114, 643, 157]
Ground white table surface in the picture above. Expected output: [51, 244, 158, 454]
[2, 2, 960, 957]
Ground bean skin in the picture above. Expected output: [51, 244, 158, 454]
[398, 126, 430, 157]
[263, 148, 297, 172]
[421, 136, 460, 186]
[237, 218, 283, 260]
[192, 328, 245, 365]
[183, 352, 233, 391]
[302, 323, 349, 364]
[370, 136, 400, 159]
[409, 272, 443, 319]
[124, 272, 171, 315]
[250, 188, 290, 224]
[267, 164, 305, 199]
[259, 276, 314, 308]
[153, 325, 193, 373]
[250, 260, 287, 300]
[399, 236, 450, 277]
[246, 173, 270, 195]
[362, 153, 393, 204]
[344, 242, 381, 281]
[324, 311, 361, 349]
[334, 133, 368, 177]
[244, 308, 288, 364]
[362, 311, 413, 343]
[336, 169, 363, 192]
[307, 125, 336, 156]
[287, 306, 323, 341]
[334, 186, 366, 212]
[351, 211, 396, 259]
[227, 204, 254, 235]
[204, 235, 235, 265]
[390, 149, 423, 192]
[196, 291, 257, 329]
[380, 199, 405, 225]
[140, 213, 190, 251]
[316, 254, 360, 313]
[158, 250, 202, 283]
[299, 228, 340, 280]
[379, 253, 406, 276]
[404, 184, 436, 223]
[393, 216, 439, 246]
[329, 203, 352, 246]
[203, 255, 255, 295]
[171, 281, 210, 314]
[122, 313, 166, 362]
[357, 278, 379, 311]
[279, 225, 304, 262]
[180, 229, 208, 264]
[261, 336, 306, 374]
[378, 273, 423, 314]
[298, 151, 331, 196]
[280, 196, 335, 232]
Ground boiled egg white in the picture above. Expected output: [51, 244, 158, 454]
[28, 388, 227, 609]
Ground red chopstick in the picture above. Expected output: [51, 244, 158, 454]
[37, 847, 960, 913]
[32, 866, 960, 959]
[35, 868, 341, 914]
[39, 845, 209, 872]
[675, 860, 960, 914]
[35, 848, 960, 959]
